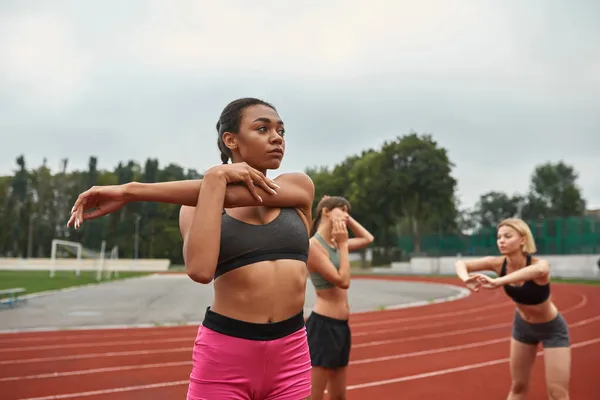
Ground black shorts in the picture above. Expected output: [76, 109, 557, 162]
[306, 311, 351, 369]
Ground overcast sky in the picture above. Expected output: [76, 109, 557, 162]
[1, 0, 599, 210]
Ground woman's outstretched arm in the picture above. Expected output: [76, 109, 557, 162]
[68, 166, 314, 229]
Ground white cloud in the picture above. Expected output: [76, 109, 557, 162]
[0, 0, 599, 208]
[123, 0, 521, 80]
[0, 12, 93, 111]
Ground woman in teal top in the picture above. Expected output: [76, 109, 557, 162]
[305, 195, 375, 400]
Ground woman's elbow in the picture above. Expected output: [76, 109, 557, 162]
[187, 269, 213, 284]
[338, 281, 350, 290]
[336, 276, 351, 289]
[536, 262, 550, 277]
[185, 261, 214, 284]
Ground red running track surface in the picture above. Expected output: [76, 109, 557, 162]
[0, 276, 598, 399]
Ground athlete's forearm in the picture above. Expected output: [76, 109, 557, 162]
[454, 260, 470, 281]
[124, 180, 203, 207]
[496, 262, 549, 286]
[123, 179, 293, 209]
[347, 217, 374, 241]
[183, 174, 226, 283]
[337, 243, 351, 288]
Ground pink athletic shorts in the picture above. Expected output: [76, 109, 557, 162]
[186, 308, 311, 400]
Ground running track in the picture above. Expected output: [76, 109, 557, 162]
[0, 276, 598, 399]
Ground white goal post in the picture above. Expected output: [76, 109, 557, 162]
[103, 245, 120, 279]
[50, 239, 83, 278]
[50, 239, 109, 280]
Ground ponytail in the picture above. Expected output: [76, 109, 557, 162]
[309, 211, 322, 237]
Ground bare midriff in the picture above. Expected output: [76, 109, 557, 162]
[515, 297, 559, 323]
[210, 259, 308, 323]
[312, 285, 350, 321]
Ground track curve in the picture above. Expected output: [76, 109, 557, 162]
[0, 276, 598, 399]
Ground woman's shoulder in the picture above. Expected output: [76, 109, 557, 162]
[273, 172, 314, 189]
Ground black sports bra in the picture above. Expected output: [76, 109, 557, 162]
[500, 255, 550, 305]
[214, 207, 309, 279]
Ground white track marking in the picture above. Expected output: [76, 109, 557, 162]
[0, 290, 544, 344]
[20, 380, 190, 400]
[353, 312, 509, 337]
[0, 347, 191, 366]
[0, 321, 203, 336]
[353, 293, 587, 348]
[1, 295, 589, 364]
[6, 292, 597, 399]
[5, 314, 600, 384]
[0, 361, 191, 382]
[352, 313, 600, 365]
[568, 314, 600, 327]
[357, 283, 471, 313]
[0, 338, 509, 383]
[0, 278, 470, 335]
[0, 337, 192, 353]
[0, 327, 197, 345]
[344, 336, 600, 391]
[0, 292, 524, 349]
[17, 336, 600, 399]
[350, 337, 509, 365]
[353, 322, 512, 349]
[2, 338, 508, 382]
[353, 299, 511, 328]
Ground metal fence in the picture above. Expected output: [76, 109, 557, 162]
[397, 216, 600, 257]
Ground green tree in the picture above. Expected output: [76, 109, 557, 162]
[473, 191, 524, 229]
[345, 150, 395, 244]
[522, 161, 586, 219]
[9, 155, 31, 256]
[378, 133, 457, 253]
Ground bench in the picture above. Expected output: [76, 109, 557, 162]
[0, 287, 27, 307]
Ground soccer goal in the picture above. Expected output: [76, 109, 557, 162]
[50, 239, 82, 278]
[103, 244, 120, 280]
[50, 239, 107, 280]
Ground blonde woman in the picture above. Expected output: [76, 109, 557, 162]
[455, 218, 570, 400]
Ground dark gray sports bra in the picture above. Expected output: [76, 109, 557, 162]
[214, 207, 309, 279]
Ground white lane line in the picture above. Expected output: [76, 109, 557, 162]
[5, 314, 600, 383]
[18, 336, 600, 399]
[345, 336, 600, 391]
[0, 337, 192, 353]
[20, 380, 190, 400]
[0, 347, 191, 366]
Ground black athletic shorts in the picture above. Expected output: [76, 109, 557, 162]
[306, 311, 351, 369]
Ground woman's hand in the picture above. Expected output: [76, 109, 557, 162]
[331, 218, 349, 247]
[67, 185, 128, 229]
[461, 275, 482, 292]
[204, 162, 279, 203]
[465, 273, 501, 290]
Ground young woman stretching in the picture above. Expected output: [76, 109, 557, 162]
[305, 195, 374, 400]
[67, 98, 315, 400]
[455, 218, 570, 400]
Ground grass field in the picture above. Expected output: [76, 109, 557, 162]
[0, 270, 151, 295]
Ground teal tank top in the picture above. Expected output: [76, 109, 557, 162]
[309, 233, 340, 290]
